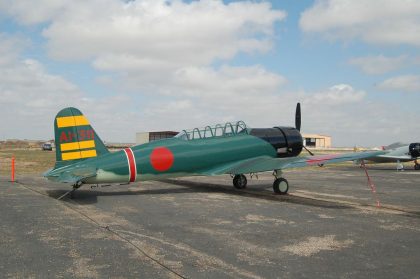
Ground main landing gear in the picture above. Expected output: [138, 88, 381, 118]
[233, 174, 247, 189]
[414, 160, 420, 170]
[272, 170, 289, 195]
[232, 170, 289, 195]
[397, 160, 404, 171]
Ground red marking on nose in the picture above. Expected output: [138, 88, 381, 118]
[150, 147, 174, 172]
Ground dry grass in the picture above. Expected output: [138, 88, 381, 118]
[0, 149, 55, 176]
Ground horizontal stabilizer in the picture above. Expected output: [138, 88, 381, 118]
[44, 166, 97, 184]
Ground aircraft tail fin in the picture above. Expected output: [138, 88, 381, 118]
[53, 107, 109, 169]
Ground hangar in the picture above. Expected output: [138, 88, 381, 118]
[136, 131, 178, 145]
[302, 133, 332, 148]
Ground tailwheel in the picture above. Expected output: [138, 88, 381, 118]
[69, 181, 83, 199]
[233, 174, 247, 189]
[57, 181, 82, 200]
[273, 178, 289, 195]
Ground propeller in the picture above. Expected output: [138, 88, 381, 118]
[295, 102, 301, 131]
[295, 102, 315, 156]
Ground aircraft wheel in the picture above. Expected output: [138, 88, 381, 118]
[233, 174, 247, 189]
[415, 164, 420, 170]
[273, 178, 289, 195]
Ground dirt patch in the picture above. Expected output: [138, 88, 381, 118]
[67, 250, 99, 279]
[69, 203, 131, 227]
[243, 214, 288, 225]
[113, 205, 140, 213]
[281, 235, 354, 257]
[120, 228, 262, 278]
[184, 193, 242, 203]
[191, 226, 276, 266]
[379, 224, 420, 232]
[295, 190, 366, 200]
[318, 214, 335, 219]
[209, 218, 233, 225]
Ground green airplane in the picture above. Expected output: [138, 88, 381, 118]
[44, 104, 385, 198]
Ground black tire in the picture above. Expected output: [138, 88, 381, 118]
[233, 174, 247, 189]
[415, 164, 420, 170]
[273, 178, 289, 195]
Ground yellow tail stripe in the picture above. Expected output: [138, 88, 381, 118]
[61, 151, 82, 161]
[60, 140, 95, 152]
[81, 149, 97, 158]
[56, 115, 90, 128]
[61, 149, 97, 161]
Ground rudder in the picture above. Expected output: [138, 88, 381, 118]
[54, 107, 109, 168]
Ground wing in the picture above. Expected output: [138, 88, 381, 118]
[364, 154, 414, 163]
[199, 151, 387, 176]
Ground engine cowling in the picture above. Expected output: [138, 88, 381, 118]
[409, 143, 420, 158]
[250, 126, 303, 158]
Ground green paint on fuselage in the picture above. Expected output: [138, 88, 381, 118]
[48, 133, 276, 184]
[134, 133, 276, 175]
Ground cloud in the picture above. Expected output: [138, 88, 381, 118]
[35, 0, 287, 112]
[0, 34, 291, 143]
[38, 0, 285, 71]
[0, 1, 289, 143]
[171, 65, 287, 98]
[0, 33, 28, 65]
[306, 84, 365, 105]
[300, 84, 418, 146]
[139, 64, 289, 131]
[0, 0, 66, 25]
[377, 75, 420, 92]
[1, 2, 418, 147]
[348, 55, 407, 75]
[0, 34, 138, 141]
[0, 59, 82, 139]
[300, 0, 420, 46]
[0, 35, 81, 112]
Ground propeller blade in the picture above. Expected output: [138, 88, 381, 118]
[295, 102, 301, 131]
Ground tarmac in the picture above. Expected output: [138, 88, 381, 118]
[0, 166, 419, 278]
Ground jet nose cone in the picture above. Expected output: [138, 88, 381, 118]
[409, 143, 420, 158]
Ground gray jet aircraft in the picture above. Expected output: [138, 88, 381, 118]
[356, 142, 420, 171]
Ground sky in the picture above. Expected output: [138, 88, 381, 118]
[0, 0, 419, 147]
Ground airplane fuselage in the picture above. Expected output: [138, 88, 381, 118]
[48, 133, 278, 184]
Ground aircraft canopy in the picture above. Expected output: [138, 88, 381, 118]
[175, 121, 248, 140]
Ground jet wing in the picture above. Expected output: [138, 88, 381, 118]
[363, 154, 414, 163]
[199, 151, 386, 175]
[44, 166, 97, 183]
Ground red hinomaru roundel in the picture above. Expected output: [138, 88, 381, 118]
[150, 147, 174, 172]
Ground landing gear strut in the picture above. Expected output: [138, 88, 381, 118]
[415, 160, 420, 170]
[233, 174, 247, 189]
[272, 170, 289, 195]
[397, 160, 404, 171]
